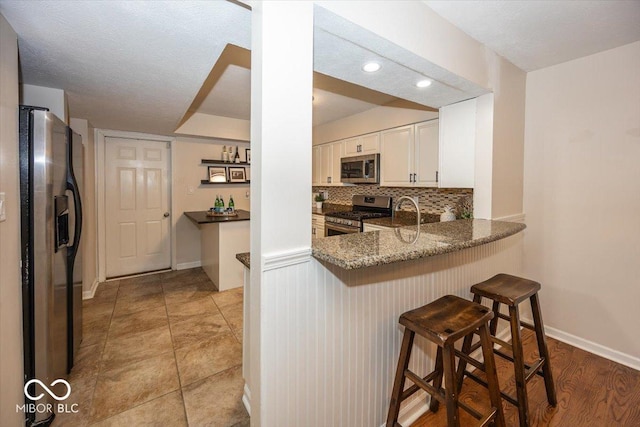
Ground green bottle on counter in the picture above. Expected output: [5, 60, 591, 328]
[214, 195, 220, 212]
[229, 195, 235, 213]
[219, 195, 225, 211]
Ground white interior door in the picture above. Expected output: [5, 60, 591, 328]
[105, 137, 171, 278]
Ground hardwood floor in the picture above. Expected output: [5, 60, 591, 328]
[411, 329, 640, 426]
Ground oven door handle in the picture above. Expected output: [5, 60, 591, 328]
[325, 222, 360, 235]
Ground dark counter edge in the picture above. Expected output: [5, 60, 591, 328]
[184, 209, 250, 225]
[236, 252, 250, 269]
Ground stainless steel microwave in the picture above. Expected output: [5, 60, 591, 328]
[340, 154, 380, 184]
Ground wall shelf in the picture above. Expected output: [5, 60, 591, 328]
[201, 159, 250, 185]
[201, 159, 250, 166]
[200, 180, 250, 185]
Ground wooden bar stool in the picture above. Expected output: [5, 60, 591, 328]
[456, 274, 557, 427]
[387, 295, 505, 427]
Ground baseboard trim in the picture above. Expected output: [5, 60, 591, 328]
[396, 394, 428, 427]
[540, 323, 640, 371]
[177, 261, 202, 270]
[82, 278, 99, 300]
[493, 212, 526, 223]
[263, 248, 312, 271]
[242, 383, 251, 416]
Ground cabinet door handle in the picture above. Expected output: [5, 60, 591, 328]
[409, 173, 413, 183]
[327, 176, 331, 184]
[436, 171, 438, 182]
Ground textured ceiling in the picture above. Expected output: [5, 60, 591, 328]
[425, 0, 640, 72]
[4, 1, 636, 135]
[0, 0, 251, 135]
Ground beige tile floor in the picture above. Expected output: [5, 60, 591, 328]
[52, 268, 249, 427]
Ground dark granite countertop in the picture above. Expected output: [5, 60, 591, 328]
[237, 219, 525, 271]
[312, 219, 525, 270]
[236, 252, 250, 269]
[311, 203, 352, 216]
[184, 209, 250, 225]
[364, 211, 441, 228]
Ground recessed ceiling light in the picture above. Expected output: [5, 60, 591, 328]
[362, 62, 381, 73]
[416, 79, 432, 88]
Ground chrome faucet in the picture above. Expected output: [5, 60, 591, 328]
[394, 196, 421, 229]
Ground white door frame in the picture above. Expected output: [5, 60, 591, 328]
[95, 129, 176, 282]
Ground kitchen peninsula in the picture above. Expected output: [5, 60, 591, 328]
[237, 219, 526, 425]
[185, 210, 249, 291]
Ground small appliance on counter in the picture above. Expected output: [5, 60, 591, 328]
[324, 194, 392, 236]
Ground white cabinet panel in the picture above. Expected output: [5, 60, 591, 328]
[312, 141, 343, 185]
[344, 133, 380, 157]
[439, 99, 476, 188]
[312, 214, 325, 239]
[415, 120, 439, 187]
[363, 223, 392, 232]
[380, 125, 414, 187]
[380, 121, 438, 188]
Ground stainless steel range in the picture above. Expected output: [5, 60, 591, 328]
[324, 195, 392, 236]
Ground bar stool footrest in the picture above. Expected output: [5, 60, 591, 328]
[463, 369, 519, 407]
[400, 370, 440, 402]
[454, 349, 485, 372]
[495, 312, 535, 331]
[458, 399, 485, 420]
[404, 369, 445, 405]
[525, 358, 546, 382]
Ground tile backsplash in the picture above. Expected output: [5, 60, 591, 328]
[313, 185, 473, 216]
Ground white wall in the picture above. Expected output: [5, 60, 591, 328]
[173, 136, 250, 268]
[21, 83, 68, 124]
[523, 41, 640, 367]
[0, 13, 24, 426]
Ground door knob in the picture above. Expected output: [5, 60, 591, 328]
[163, 212, 170, 218]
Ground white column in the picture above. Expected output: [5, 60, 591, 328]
[249, 1, 314, 425]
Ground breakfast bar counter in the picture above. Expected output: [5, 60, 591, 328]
[313, 219, 525, 269]
[185, 210, 250, 291]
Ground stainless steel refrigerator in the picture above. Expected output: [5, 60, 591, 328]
[19, 106, 83, 426]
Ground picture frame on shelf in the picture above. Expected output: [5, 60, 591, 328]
[245, 148, 251, 164]
[228, 167, 247, 183]
[208, 166, 227, 183]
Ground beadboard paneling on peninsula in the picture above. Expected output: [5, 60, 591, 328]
[313, 185, 472, 215]
[259, 233, 523, 426]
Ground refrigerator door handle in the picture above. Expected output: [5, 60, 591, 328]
[66, 130, 83, 263]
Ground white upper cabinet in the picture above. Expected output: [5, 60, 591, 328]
[438, 98, 476, 188]
[380, 121, 439, 187]
[415, 120, 439, 187]
[312, 140, 343, 185]
[312, 145, 322, 185]
[380, 125, 414, 187]
[344, 133, 380, 157]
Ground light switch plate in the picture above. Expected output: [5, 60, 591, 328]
[0, 192, 6, 222]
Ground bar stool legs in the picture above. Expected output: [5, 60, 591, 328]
[530, 293, 557, 406]
[456, 274, 557, 427]
[386, 295, 505, 427]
